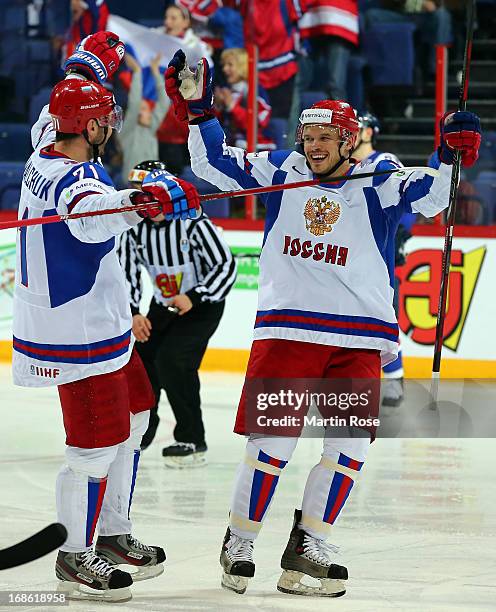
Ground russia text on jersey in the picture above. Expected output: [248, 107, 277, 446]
[283, 235, 348, 266]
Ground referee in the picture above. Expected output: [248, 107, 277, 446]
[118, 161, 237, 467]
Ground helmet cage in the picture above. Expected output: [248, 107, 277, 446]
[96, 105, 123, 133]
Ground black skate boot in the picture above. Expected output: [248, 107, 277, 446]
[162, 442, 207, 468]
[55, 549, 133, 602]
[220, 527, 255, 594]
[277, 509, 347, 597]
[95, 534, 165, 581]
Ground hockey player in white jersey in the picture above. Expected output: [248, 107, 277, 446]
[165, 50, 481, 597]
[353, 111, 409, 407]
[13, 33, 201, 602]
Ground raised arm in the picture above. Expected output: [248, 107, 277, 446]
[375, 111, 482, 220]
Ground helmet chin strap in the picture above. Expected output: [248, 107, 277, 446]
[83, 126, 109, 162]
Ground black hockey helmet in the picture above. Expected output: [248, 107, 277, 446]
[128, 160, 168, 185]
[357, 112, 380, 145]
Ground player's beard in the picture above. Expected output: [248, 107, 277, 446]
[87, 128, 110, 161]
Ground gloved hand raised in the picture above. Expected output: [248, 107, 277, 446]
[64, 31, 125, 84]
[438, 110, 481, 168]
[131, 171, 201, 221]
[165, 49, 213, 121]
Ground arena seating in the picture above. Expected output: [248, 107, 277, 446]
[0, 161, 24, 210]
[0, 124, 32, 162]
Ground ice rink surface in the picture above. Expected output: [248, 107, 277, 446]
[1, 364, 495, 612]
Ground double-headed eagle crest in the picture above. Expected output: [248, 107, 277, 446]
[303, 196, 341, 236]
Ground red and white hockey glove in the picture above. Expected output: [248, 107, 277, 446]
[129, 191, 163, 220]
[133, 171, 201, 220]
[64, 31, 125, 84]
[165, 49, 213, 121]
[438, 110, 482, 168]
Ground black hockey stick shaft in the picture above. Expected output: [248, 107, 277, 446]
[431, 0, 476, 378]
[0, 523, 67, 570]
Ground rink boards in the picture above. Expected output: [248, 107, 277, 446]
[0, 228, 494, 377]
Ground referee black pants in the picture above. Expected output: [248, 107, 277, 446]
[136, 299, 224, 446]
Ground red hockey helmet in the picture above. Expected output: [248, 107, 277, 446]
[48, 79, 123, 134]
[296, 100, 359, 148]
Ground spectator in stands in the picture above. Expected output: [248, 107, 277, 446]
[154, 3, 211, 57]
[207, 4, 244, 50]
[65, 0, 109, 58]
[119, 53, 169, 183]
[174, 0, 243, 53]
[214, 48, 274, 150]
[155, 3, 210, 175]
[298, 0, 359, 101]
[235, 0, 304, 119]
[364, 1, 453, 79]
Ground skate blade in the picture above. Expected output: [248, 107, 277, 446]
[221, 571, 249, 594]
[277, 570, 346, 598]
[163, 452, 207, 469]
[126, 562, 164, 581]
[57, 580, 132, 602]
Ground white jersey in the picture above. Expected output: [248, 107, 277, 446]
[364, 150, 402, 167]
[12, 106, 142, 387]
[189, 118, 451, 365]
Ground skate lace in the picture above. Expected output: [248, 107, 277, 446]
[80, 549, 114, 578]
[129, 535, 155, 553]
[227, 534, 254, 563]
[302, 535, 339, 566]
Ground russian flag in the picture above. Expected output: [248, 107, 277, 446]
[107, 15, 211, 101]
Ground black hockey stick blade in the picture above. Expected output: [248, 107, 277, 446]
[0, 523, 67, 570]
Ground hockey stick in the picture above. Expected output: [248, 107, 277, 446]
[430, 0, 476, 394]
[0, 523, 67, 570]
[0, 166, 439, 231]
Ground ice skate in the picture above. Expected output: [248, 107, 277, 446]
[162, 442, 207, 468]
[277, 509, 347, 597]
[220, 527, 255, 594]
[95, 534, 165, 581]
[55, 549, 133, 602]
[382, 377, 404, 407]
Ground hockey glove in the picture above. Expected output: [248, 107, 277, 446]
[438, 110, 481, 168]
[139, 171, 201, 220]
[129, 190, 164, 220]
[165, 49, 213, 120]
[64, 31, 125, 84]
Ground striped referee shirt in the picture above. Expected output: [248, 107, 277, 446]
[118, 213, 237, 313]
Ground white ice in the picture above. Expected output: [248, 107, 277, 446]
[1, 364, 495, 612]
